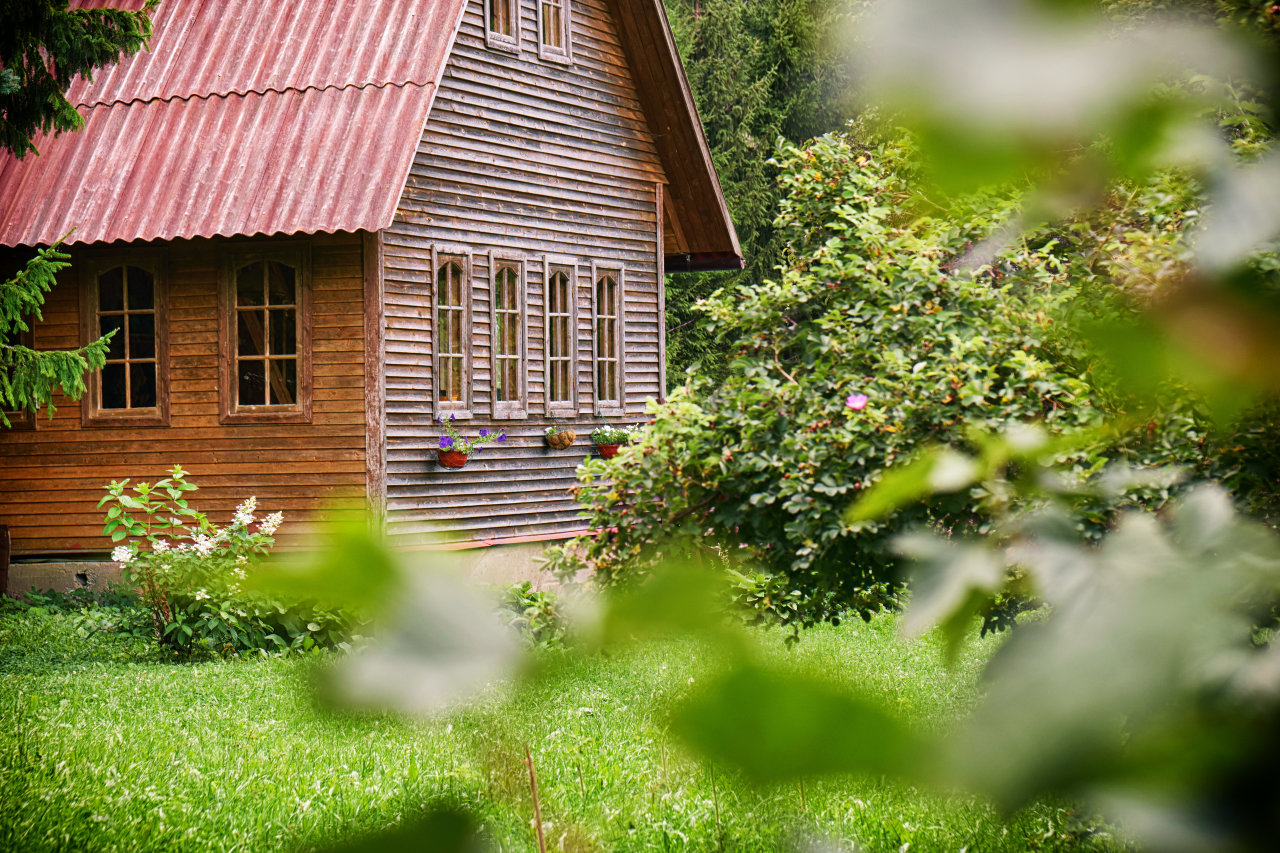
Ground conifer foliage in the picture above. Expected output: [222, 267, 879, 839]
[0, 0, 158, 158]
[1, 241, 113, 427]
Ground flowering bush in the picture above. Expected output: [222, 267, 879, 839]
[101, 466, 355, 657]
[436, 414, 506, 455]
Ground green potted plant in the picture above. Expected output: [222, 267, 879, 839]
[436, 416, 505, 469]
[544, 424, 576, 450]
[589, 424, 639, 460]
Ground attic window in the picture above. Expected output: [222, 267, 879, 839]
[219, 245, 312, 425]
[538, 0, 572, 63]
[485, 0, 520, 52]
[81, 253, 169, 428]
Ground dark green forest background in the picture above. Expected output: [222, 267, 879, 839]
[661, 0, 858, 386]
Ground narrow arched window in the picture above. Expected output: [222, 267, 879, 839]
[491, 258, 527, 418]
[592, 265, 624, 416]
[432, 250, 472, 417]
[544, 263, 577, 416]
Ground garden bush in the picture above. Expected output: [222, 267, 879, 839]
[100, 465, 358, 657]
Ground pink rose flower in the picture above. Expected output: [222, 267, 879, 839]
[846, 393, 868, 410]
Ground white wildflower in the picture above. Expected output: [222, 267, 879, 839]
[258, 512, 284, 536]
[192, 533, 215, 556]
[176, 542, 190, 552]
[152, 540, 170, 554]
[235, 555, 248, 566]
[233, 496, 257, 527]
[111, 545, 134, 564]
[194, 589, 210, 601]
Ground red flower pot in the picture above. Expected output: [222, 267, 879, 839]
[438, 449, 469, 469]
[596, 443, 622, 460]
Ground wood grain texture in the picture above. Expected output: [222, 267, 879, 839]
[382, 0, 663, 545]
[0, 233, 368, 555]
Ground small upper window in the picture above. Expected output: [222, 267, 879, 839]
[81, 253, 169, 427]
[219, 245, 311, 424]
[485, 0, 520, 52]
[538, 0, 572, 63]
[491, 257, 527, 419]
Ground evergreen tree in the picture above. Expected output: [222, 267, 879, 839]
[0, 1, 156, 425]
[0, 0, 158, 158]
[662, 0, 856, 386]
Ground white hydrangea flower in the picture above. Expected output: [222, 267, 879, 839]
[192, 533, 215, 556]
[194, 589, 210, 601]
[258, 512, 284, 536]
[111, 545, 134, 564]
[152, 540, 170, 554]
[233, 496, 257, 527]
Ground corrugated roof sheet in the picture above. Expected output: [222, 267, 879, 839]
[0, 0, 467, 247]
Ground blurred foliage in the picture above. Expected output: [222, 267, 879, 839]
[661, 0, 858, 385]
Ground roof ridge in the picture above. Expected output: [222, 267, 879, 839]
[76, 78, 435, 110]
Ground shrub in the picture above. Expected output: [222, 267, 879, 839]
[100, 465, 357, 657]
[545, 130, 1212, 629]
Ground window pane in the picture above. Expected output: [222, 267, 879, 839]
[101, 364, 127, 409]
[130, 312, 156, 359]
[100, 316, 125, 359]
[126, 267, 154, 310]
[267, 262, 296, 306]
[238, 360, 266, 406]
[237, 262, 265, 306]
[269, 359, 297, 405]
[270, 308, 297, 356]
[130, 362, 157, 408]
[99, 267, 124, 312]
[238, 311, 266, 356]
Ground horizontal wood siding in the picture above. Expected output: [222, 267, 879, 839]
[0, 233, 367, 555]
[383, 0, 664, 544]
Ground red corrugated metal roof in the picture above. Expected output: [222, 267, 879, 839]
[0, 0, 467, 247]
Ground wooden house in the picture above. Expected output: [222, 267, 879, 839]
[0, 0, 740, 572]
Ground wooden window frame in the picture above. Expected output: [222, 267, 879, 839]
[591, 262, 625, 417]
[218, 242, 313, 425]
[79, 249, 170, 428]
[543, 257, 578, 418]
[537, 0, 572, 64]
[1, 320, 36, 430]
[489, 253, 528, 420]
[484, 0, 521, 53]
[431, 246, 474, 419]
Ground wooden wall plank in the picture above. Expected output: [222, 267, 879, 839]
[0, 233, 368, 555]
[382, 0, 665, 544]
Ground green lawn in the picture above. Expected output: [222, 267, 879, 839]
[0, 604, 1121, 852]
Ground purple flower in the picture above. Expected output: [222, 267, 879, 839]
[497, 432, 507, 443]
[449, 414, 456, 423]
[479, 428, 490, 438]
[846, 393, 869, 410]
[439, 435, 454, 449]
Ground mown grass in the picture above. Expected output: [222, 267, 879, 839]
[0, 605, 1122, 852]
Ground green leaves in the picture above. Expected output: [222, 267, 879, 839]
[671, 662, 924, 784]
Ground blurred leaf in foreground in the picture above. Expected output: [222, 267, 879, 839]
[313, 805, 486, 853]
[671, 661, 924, 785]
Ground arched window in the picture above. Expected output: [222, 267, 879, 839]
[434, 252, 471, 414]
[81, 253, 168, 427]
[592, 265, 624, 416]
[491, 258, 527, 418]
[219, 245, 311, 424]
[544, 263, 577, 416]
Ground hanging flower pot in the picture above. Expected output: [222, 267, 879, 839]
[544, 426, 576, 450]
[596, 443, 621, 460]
[438, 449, 469, 469]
